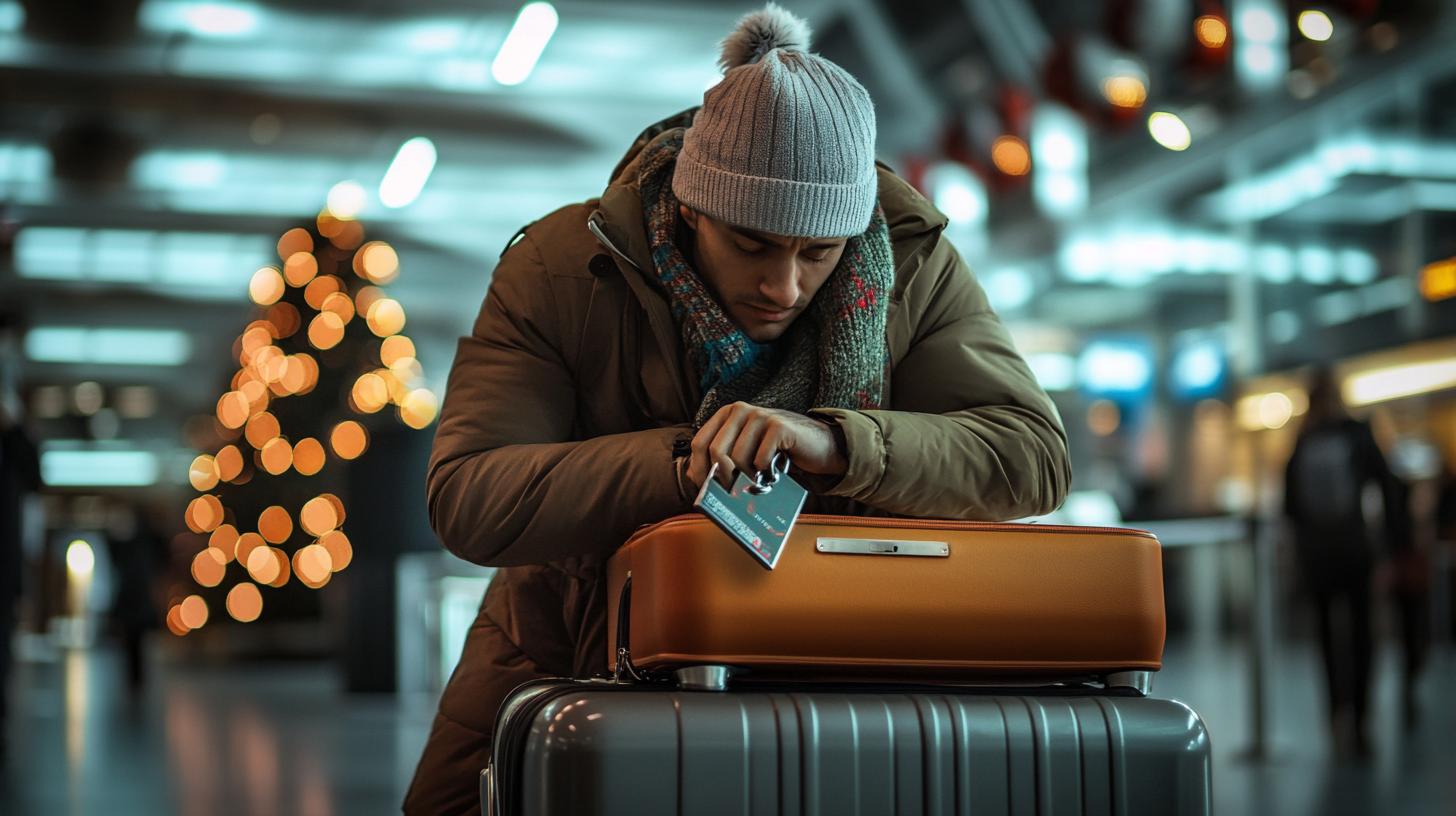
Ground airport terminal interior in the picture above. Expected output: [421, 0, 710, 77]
[2, 0, 1455, 813]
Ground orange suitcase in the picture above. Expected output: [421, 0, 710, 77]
[606, 514, 1165, 685]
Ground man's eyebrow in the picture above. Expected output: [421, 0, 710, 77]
[727, 224, 840, 250]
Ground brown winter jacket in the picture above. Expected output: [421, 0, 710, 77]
[403, 112, 1071, 816]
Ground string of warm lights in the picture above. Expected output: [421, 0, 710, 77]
[168, 209, 439, 636]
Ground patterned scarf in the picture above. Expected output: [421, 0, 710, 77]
[638, 132, 894, 427]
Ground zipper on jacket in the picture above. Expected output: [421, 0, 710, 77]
[587, 215, 641, 271]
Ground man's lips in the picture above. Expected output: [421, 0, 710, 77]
[743, 304, 794, 322]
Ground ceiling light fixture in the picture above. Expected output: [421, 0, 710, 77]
[491, 2, 559, 86]
[379, 137, 438, 209]
[1147, 112, 1192, 151]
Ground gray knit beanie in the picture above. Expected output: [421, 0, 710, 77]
[672, 3, 878, 239]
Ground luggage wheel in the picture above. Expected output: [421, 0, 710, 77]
[1103, 670, 1153, 695]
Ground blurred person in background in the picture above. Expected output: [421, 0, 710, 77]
[407, 4, 1068, 813]
[0, 317, 42, 758]
[1284, 368, 1408, 757]
[107, 503, 163, 694]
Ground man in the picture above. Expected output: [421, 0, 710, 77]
[405, 6, 1069, 814]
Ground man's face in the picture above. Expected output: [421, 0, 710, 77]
[679, 205, 848, 343]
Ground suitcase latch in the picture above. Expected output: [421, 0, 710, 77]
[816, 538, 950, 557]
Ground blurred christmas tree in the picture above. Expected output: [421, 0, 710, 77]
[168, 212, 438, 636]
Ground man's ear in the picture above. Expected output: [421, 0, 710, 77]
[678, 204, 700, 231]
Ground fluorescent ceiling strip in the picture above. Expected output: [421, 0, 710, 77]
[380, 137, 438, 208]
[1344, 359, 1456, 406]
[42, 450, 160, 487]
[26, 327, 192, 366]
[138, 0, 263, 39]
[15, 227, 269, 291]
[492, 2, 559, 86]
[1201, 135, 1456, 222]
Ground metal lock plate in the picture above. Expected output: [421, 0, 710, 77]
[816, 538, 950, 557]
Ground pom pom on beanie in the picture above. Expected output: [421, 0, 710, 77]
[718, 2, 812, 71]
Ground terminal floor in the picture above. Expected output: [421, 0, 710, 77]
[1, 637, 1453, 816]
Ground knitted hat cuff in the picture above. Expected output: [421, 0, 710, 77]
[672, 147, 877, 239]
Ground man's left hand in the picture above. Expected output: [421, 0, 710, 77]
[687, 402, 847, 488]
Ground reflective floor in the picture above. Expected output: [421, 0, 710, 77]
[1, 636, 1452, 815]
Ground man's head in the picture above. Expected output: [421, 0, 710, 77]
[679, 205, 847, 343]
[670, 4, 876, 340]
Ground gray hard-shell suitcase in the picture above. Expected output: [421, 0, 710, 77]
[482, 679, 1211, 816]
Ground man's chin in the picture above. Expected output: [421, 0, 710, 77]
[742, 321, 792, 343]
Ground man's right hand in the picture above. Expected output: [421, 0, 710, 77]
[687, 402, 847, 489]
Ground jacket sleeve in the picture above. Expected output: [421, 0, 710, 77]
[427, 235, 694, 568]
[812, 237, 1070, 521]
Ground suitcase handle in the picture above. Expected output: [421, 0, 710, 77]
[613, 573, 649, 684]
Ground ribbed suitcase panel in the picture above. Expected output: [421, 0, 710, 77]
[519, 691, 1208, 816]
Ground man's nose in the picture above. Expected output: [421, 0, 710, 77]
[758, 258, 800, 309]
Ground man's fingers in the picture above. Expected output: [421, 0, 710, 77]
[752, 417, 789, 475]
[705, 403, 753, 487]
[688, 404, 736, 486]
[729, 414, 771, 479]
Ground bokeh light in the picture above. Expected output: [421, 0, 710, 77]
[234, 532, 266, 565]
[217, 391, 249, 428]
[293, 437, 326, 475]
[318, 529, 353, 571]
[352, 372, 389, 413]
[185, 495, 224, 533]
[258, 505, 293, 544]
[240, 325, 273, 361]
[400, 388, 440, 429]
[300, 495, 339, 536]
[1087, 399, 1121, 436]
[191, 548, 226, 587]
[179, 595, 209, 629]
[294, 353, 320, 394]
[260, 437, 293, 475]
[208, 524, 238, 562]
[322, 291, 355, 324]
[214, 445, 243, 483]
[294, 545, 333, 588]
[1148, 112, 1192, 151]
[380, 335, 415, 368]
[320, 493, 346, 525]
[248, 267, 285, 305]
[330, 219, 365, 250]
[991, 135, 1031, 176]
[244, 411, 280, 449]
[283, 251, 319, 287]
[355, 285, 387, 316]
[226, 582, 263, 623]
[246, 545, 281, 584]
[304, 275, 342, 310]
[1298, 9, 1333, 41]
[366, 298, 406, 337]
[277, 228, 313, 260]
[308, 312, 346, 350]
[1195, 15, 1228, 48]
[166, 604, 189, 636]
[189, 454, 219, 491]
[331, 421, 368, 459]
[267, 302, 301, 338]
[358, 242, 400, 284]
[327, 180, 367, 219]
[266, 548, 291, 587]
[1102, 76, 1147, 108]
